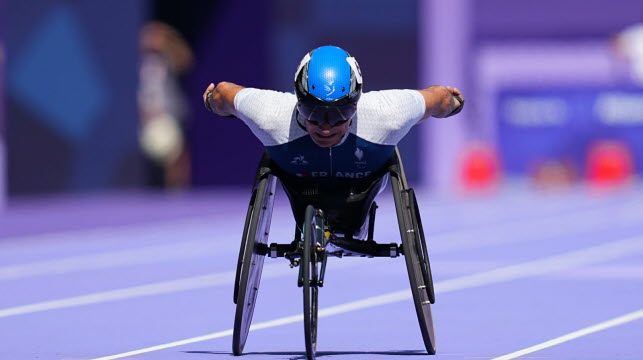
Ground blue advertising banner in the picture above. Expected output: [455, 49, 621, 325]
[6, 1, 145, 194]
[498, 88, 643, 176]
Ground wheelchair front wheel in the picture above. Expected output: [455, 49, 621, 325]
[302, 205, 321, 360]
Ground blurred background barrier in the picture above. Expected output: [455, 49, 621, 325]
[1, 1, 5, 209]
[6, 1, 144, 195]
[498, 88, 643, 183]
[2, 0, 643, 200]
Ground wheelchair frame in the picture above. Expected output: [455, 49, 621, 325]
[232, 147, 436, 359]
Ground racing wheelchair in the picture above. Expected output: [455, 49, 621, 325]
[232, 147, 436, 359]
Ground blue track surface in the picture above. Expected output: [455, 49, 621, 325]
[1, 184, 642, 360]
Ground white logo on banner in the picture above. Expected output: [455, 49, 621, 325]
[594, 92, 643, 125]
[504, 97, 568, 127]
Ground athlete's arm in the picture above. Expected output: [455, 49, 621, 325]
[416, 85, 464, 122]
[202, 81, 245, 117]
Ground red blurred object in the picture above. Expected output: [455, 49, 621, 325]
[460, 143, 500, 190]
[586, 140, 635, 186]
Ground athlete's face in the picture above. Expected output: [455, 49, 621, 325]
[304, 118, 351, 148]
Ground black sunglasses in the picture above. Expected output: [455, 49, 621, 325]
[297, 102, 357, 126]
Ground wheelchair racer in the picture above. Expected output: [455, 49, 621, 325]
[203, 46, 464, 232]
[203, 45, 463, 181]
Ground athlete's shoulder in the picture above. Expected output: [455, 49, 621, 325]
[233, 88, 306, 146]
[353, 89, 425, 145]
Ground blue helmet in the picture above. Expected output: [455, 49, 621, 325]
[294, 46, 363, 125]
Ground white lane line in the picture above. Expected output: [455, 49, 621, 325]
[86, 235, 643, 360]
[3, 194, 640, 281]
[0, 217, 226, 279]
[0, 274, 226, 319]
[0, 259, 362, 319]
[0, 240, 222, 281]
[85, 329, 235, 360]
[0, 185, 621, 270]
[543, 264, 643, 280]
[490, 308, 643, 360]
[434, 235, 643, 291]
[0, 216, 216, 248]
[3, 234, 642, 320]
[431, 198, 643, 254]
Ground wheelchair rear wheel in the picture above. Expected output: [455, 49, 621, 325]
[302, 205, 321, 360]
[392, 180, 437, 355]
[408, 189, 435, 304]
[232, 175, 277, 355]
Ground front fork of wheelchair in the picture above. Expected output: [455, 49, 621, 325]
[297, 209, 328, 288]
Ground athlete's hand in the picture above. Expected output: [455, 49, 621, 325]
[417, 85, 464, 121]
[203, 83, 216, 113]
[203, 81, 244, 117]
[446, 86, 464, 116]
[446, 86, 462, 104]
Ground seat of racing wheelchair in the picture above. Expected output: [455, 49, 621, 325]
[252, 150, 393, 241]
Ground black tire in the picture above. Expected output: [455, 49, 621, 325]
[392, 179, 436, 355]
[408, 189, 435, 304]
[232, 175, 277, 356]
[302, 205, 319, 360]
[234, 198, 255, 304]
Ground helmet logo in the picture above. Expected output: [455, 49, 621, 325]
[324, 80, 336, 98]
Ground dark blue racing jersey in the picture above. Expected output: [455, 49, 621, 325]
[267, 131, 394, 179]
[233, 88, 426, 178]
